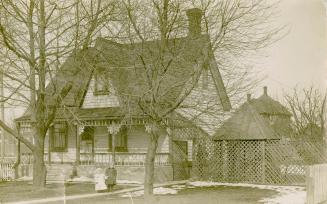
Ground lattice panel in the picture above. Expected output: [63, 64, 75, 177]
[192, 139, 326, 186]
[192, 140, 264, 183]
[226, 140, 264, 183]
[192, 138, 212, 180]
[265, 140, 306, 185]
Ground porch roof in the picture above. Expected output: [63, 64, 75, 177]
[16, 107, 146, 122]
[75, 107, 143, 119]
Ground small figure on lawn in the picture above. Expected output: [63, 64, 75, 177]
[105, 166, 117, 191]
[94, 168, 107, 192]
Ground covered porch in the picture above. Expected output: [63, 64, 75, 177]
[17, 115, 192, 182]
[19, 118, 172, 167]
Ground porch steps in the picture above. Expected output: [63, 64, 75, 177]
[46, 164, 73, 182]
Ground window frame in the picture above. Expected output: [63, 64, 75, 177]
[108, 126, 128, 152]
[94, 70, 110, 96]
[50, 122, 68, 152]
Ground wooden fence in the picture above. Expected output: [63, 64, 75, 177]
[0, 162, 14, 181]
[306, 163, 327, 204]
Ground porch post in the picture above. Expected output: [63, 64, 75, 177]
[92, 131, 95, 164]
[112, 131, 115, 166]
[166, 127, 173, 165]
[48, 126, 52, 165]
[76, 124, 84, 165]
[13, 123, 21, 179]
[107, 122, 121, 167]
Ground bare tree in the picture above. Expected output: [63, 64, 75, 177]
[110, 0, 282, 197]
[0, 0, 281, 193]
[192, 0, 283, 105]
[0, 0, 117, 188]
[285, 86, 327, 141]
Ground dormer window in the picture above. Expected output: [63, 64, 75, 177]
[94, 70, 109, 95]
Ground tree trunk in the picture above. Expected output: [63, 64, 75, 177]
[33, 148, 46, 188]
[144, 132, 159, 197]
[32, 127, 46, 188]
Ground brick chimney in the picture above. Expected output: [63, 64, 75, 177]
[263, 86, 268, 96]
[186, 8, 202, 37]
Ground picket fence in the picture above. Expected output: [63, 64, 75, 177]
[0, 161, 15, 181]
[306, 163, 327, 204]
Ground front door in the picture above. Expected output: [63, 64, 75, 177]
[80, 126, 95, 164]
[172, 140, 189, 180]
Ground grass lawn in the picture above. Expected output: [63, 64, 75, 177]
[47, 185, 278, 204]
[0, 181, 135, 203]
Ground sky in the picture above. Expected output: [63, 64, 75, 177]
[255, 0, 327, 98]
[4, 0, 327, 122]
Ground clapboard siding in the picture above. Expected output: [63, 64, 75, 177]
[177, 71, 227, 136]
[81, 76, 120, 108]
[93, 126, 108, 152]
[126, 125, 169, 153]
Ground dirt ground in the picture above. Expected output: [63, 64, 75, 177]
[47, 185, 278, 204]
[0, 181, 134, 203]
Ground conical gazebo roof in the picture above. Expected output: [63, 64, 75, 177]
[214, 102, 280, 140]
[214, 87, 292, 140]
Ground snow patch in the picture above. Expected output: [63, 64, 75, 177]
[15, 176, 32, 181]
[116, 180, 142, 185]
[67, 176, 94, 183]
[120, 187, 178, 197]
[258, 186, 306, 204]
[170, 184, 186, 190]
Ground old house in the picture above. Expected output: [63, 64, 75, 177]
[15, 8, 231, 183]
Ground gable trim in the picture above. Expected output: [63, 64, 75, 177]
[208, 57, 232, 111]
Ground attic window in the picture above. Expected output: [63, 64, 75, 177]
[94, 70, 109, 95]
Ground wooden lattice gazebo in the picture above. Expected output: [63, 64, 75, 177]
[192, 87, 311, 185]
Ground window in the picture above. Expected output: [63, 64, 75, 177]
[51, 122, 68, 152]
[108, 126, 127, 152]
[94, 70, 109, 95]
[81, 127, 94, 141]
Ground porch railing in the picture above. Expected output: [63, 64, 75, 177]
[81, 152, 170, 166]
[19, 152, 170, 166]
[20, 153, 49, 165]
[0, 160, 15, 181]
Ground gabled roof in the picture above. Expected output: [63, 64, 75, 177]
[16, 35, 231, 122]
[46, 48, 99, 107]
[94, 35, 231, 111]
[214, 102, 280, 140]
